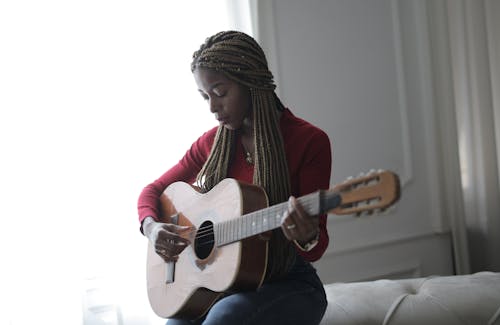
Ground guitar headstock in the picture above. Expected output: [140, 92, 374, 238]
[331, 170, 401, 215]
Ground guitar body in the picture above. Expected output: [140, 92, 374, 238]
[146, 179, 270, 319]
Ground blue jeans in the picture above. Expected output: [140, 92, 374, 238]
[166, 255, 327, 325]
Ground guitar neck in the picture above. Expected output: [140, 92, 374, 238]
[214, 190, 340, 246]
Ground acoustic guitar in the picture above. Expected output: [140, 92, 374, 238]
[146, 170, 400, 319]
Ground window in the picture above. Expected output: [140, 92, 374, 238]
[0, 1, 252, 324]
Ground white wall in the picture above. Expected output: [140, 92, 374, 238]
[253, 0, 500, 280]
[252, 0, 490, 282]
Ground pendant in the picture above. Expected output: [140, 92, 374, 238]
[245, 151, 254, 165]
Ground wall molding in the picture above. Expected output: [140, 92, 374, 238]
[315, 231, 452, 283]
[355, 260, 422, 282]
[324, 229, 450, 257]
[390, 0, 414, 188]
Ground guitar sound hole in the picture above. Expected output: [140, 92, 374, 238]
[194, 220, 215, 259]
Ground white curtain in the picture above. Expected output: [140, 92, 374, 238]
[445, 0, 500, 273]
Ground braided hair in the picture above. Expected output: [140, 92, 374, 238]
[191, 31, 296, 280]
[191, 30, 291, 207]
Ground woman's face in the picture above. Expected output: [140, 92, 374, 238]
[193, 68, 252, 131]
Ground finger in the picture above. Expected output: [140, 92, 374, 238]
[280, 211, 296, 241]
[163, 224, 195, 242]
[289, 197, 319, 229]
[284, 197, 302, 232]
[158, 229, 192, 246]
[167, 236, 191, 247]
[155, 242, 186, 262]
[155, 247, 175, 261]
[288, 196, 308, 221]
[162, 224, 192, 234]
[165, 224, 195, 234]
[286, 197, 321, 242]
[160, 251, 178, 263]
[175, 225, 195, 232]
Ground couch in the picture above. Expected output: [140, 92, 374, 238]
[320, 271, 500, 325]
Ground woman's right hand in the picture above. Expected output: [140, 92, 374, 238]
[142, 216, 193, 262]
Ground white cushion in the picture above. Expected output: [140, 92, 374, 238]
[320, 271, 500, 325]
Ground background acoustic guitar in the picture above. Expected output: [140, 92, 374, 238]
[146, 170, 401, 319]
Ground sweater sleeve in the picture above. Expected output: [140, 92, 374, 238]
[294, 129, 332, 262]
[137, 129, 216, 226]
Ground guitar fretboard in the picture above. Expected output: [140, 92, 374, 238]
[214, 190, 340, 246]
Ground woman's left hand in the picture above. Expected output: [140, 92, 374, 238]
[281, 196, 319, 246]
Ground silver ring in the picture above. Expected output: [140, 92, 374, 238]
[287, 224, 296, 230]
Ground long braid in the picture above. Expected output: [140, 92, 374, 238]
[196, 126, 234, 191]
[252, 88, 290, 206]
[191, 31, 295, 280]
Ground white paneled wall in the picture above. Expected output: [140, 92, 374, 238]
[253, 0, 465, 282]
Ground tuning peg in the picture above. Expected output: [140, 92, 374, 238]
[340, 176, 352, 186]
[375, 206, 395, 215]
[354, 210, 368, 217]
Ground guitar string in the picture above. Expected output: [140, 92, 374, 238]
[171, 191, 319, 240]
[158, 179, 384, 250]
[177, 199, 319, 243]
[192, 191, 351, 241]
[190, 202, 291, 239]
[180, 180, 381, 241]
[189, 195, 376, 242]
[180, 183, 379, 247]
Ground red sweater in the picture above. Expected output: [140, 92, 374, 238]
[138, 108, 332, 261]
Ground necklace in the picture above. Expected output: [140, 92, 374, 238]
[244, 150, 254, 165]
[242, 142, 254, 165]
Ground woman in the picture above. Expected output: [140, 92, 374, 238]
[138, 30, 332, 324]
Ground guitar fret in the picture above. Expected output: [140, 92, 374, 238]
[221, 222, 225, 245]
[216, 193, 323, 247]
[257, 211, 262, 234]
[242, 216, 246, 238]
[237, 216, 241, 242]
[255, 212, 260, 235]
[224, 221, 228, 244]
[218, 223, 222, 245]
[231, 218, 237, 243]
[222, 220, 231, 243]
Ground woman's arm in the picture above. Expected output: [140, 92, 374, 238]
[137, 128, 216, 229]
[292, 130, 332, 261]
